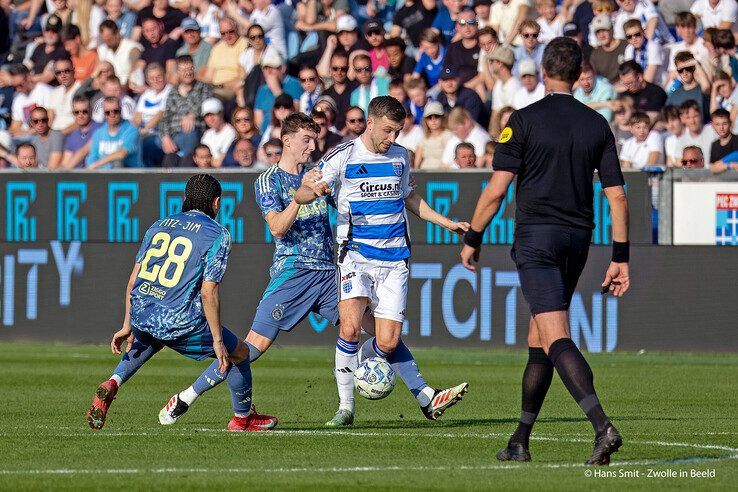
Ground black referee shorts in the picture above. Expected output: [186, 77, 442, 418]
[510, 224, 592, 316]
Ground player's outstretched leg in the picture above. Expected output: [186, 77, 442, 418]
[87, 337, 162, 430]
[547, 337, 622, 465]
[326, 336, 358, 427]
[497, 347, 553, 462]
[360, 337, 468, 420]
[159, 358, 227, 425]
[226, 358, 278, 432]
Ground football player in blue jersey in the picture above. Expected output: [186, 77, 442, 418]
[86, 174, 277, 432]
[163, 113, 469, 427]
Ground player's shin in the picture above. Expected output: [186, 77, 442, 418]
[335, 337, 359, 412]
[226, 359, 253, 417]
[110, 338, 161, 386]
[509, 347, 554, 447]
[184, 359, 229, 405]
[244, 340, 263, 362]
[360, 337, 433, 406]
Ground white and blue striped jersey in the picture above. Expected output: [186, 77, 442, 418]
[318, 137, 413, 263]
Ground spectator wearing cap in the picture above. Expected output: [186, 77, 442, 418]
[350, 53, 390, 115]
[7, 64, 52, 139]
[444, 8, 481, 85]
[589, 14, 626, 84]
[512, 59, 544, 109]
[535, 0, 564, 45]
[48, 58, 81, 135]
[314, 96, 340, 133]
[188, 0, 222, 44]
[133, 0, 187, 41]
[441, 107, 490, 167]
[202, 17, 248, 101]
[176, 18, 213, 78]
[238, 23, 280, 78]
[473, 0, 493, 28]
[454, 142, 477, 168]
[571, 0, 596, 47]
[667, 12, 710, 88]
[563, 21, 592, 61]
[512, 20, 544, 78]
[618, 60, 667, 122]
[432, 0, 465, 44]
[317, 16, 367, 79]
[320, 53, 357, 132]
[364, 19, 389, 73]
[489, 0, 531, 46]
[390, 0, 438, 50]
[135, 18, 179, 89]
[104, 0, 138, 39]
[622, 19, 666, 86]
[28, 14, 70, 85]
[415, 101, 452, 169]
[396, 111, 424, 153]
[299, 66, 323, 114]
[61, 24, 98, 82]
[97, 20, 143, 86]
[160, 55, 213, 164]
[87, 96, 142, 168]
[254, 52, 303, 132]
[386, 38, 415, 83]
[666, 51, 711, 121]
[437, 65, 486, 126]
[573, 62, 616, 121]
[489, 46, 520, 125]
[412, 28, 446, 90]
[310, 108, 343, 162]
[200, 98, 237, 167]
[27, 106, 63, 168]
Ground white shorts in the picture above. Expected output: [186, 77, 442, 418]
[337, 250, 408, 323]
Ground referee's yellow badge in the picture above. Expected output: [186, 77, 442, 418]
[499, 127, 513, 143]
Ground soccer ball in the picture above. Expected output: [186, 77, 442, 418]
[354, 357, 396, 400]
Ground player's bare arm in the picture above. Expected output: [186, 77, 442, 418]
[460, 170, 516, 271]
[602, 185, 630, 297]
[111, 263, 141, 355]
[404, 190, 471, 234]
[201, 280, 229, 374]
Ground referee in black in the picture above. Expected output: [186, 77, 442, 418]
[460, 37, 630, 466]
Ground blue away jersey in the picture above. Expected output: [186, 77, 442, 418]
[255, 165, 334, 276]
[130, 210, 230, 340]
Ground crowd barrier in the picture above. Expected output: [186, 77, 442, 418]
[0, 170, 734, 352]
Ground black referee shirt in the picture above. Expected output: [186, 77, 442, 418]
[493, 93, 625, 230]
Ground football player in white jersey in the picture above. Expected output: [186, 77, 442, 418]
[297, 96, 470, 426]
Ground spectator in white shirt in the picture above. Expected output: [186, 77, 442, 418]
[8, 64, 52, 138]
[613, 0, 674, 43]
[454, 142, 478, 168]
[200, 98, 237, 167]
[489, 45, 521, 126]
[690, 0, 738, 33]
[512, 59, 545, 109]
[619, 111, 663, 168]
[661, 105, 685, 167]
[675, 99, 717, 164]
[48, 58, 82, 135]
[535, 0, 563, 45]
[442, 106, 490, 167]
[667, 12, 710, 87]
[622, 19, 665, 86]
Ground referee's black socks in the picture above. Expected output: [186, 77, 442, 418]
[548, 338, 610, 437]
[510, 347, 554, 447]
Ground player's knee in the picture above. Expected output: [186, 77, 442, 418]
[375, 331, 400, 354]
[228, 340, 250, 364]
[338, 322, 361, 342]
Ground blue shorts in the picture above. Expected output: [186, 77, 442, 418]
[132, 323, 239, 361]
[511, 224, 591, 316]
[252, 268, 339, 341]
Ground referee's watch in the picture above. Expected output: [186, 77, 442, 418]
[463, 228, 484, 249]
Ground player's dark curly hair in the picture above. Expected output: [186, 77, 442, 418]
[182, 174, 221, 219]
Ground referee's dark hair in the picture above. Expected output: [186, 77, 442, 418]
[183, 174, 222, 219]
[368, 96, 407, 123]
[541, 37, 582, 84]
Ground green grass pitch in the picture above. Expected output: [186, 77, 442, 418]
[1, 342, 736, 490]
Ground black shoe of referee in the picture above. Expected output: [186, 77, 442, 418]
[496, 442, 531, 462]
[586, 425, 623, 465]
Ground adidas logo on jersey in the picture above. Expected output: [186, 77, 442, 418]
[356, 165, 369, 175]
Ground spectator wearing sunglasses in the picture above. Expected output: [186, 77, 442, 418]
[489, 0, 532, 47]
[364, 19, 389, 73]
[87, 97, 142, 168]
[666, 52, 711, 122]
[341, 106, 367, 141]
[432, 0, 466, 44]
[61, 96, 101, 169]
[622, 19, 665, 86]
[202, 17, 248, 102]
[238, 24, 279, 77]
[299, 66, 323, 115]
[47, 58, 81, 135]
[350, 53, 390, 115]
[444, 9, 481, 85]
[263, 138, 283, 166]
[680, 146, 705, 169]
[320, 53, 358, 132]
[512, 20, 544, 78]
[176, 18, 213, 78]
[28, 106, 64, 168]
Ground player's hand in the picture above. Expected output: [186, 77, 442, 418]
[602, 261, 630, 297]
[213, 340, 230, 374]
[460, 244, 481, 272]
[111, 326, 133, 355]
[306, 180, 331, 197]
[302, 167, 322, 184]
[447, 220, 470, 235]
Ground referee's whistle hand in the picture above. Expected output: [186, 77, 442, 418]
[460, 244, 480, 272]
[602, 262, 630, 297]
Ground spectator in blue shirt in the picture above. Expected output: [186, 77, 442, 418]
[254, 51, 303, 133]
[413, 28, 446, 90]
[573, 62, 617, 121]
[86, 97, 142, 168]
[61, 95, 102, 168]
[432, 0, 465, 43]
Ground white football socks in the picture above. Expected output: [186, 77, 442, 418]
[179, 386, 199, 406]
[335, 347, 358, 413]
[416, 386, 435, 407]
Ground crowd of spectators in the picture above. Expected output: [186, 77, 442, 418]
[1, 0, 738, 173]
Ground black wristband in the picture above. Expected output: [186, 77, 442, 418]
[464, 228, 484, 249]
[612, 240, 630, 263]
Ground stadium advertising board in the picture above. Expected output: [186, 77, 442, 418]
[0, 240, 735, 352]
[673, 182, 738, 245]
[0, 170, 652, 246]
